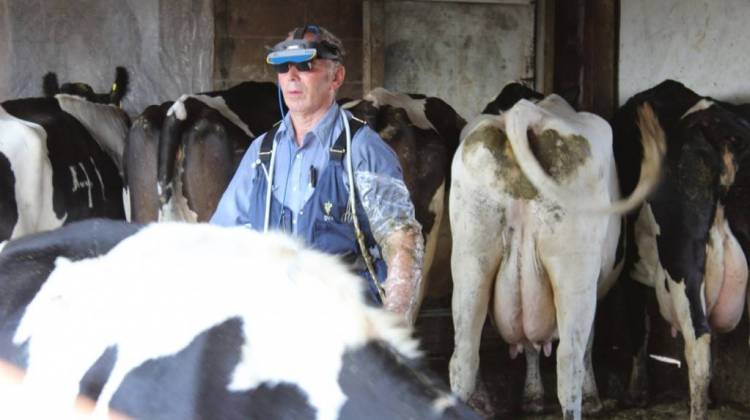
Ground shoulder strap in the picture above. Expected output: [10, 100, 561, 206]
[259, 122, 282, 170]
[329, 117, 366, 162]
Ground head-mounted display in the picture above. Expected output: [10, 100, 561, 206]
[266, 24, 342, 68]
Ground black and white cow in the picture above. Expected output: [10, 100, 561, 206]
[43, 66, 129, 107]
[449, 84, 664, 420]
[614, 80, 750, 420]
[342, 88, 467, 306]
[0, 219, 479, 420]
[0, 73, 131, 241]
[125, 81, 282, 223]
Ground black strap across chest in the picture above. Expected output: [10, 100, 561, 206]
[259, 118, 365, 171]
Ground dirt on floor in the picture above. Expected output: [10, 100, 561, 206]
[525, 400, 750, 420]
[413, 291, 750, 420]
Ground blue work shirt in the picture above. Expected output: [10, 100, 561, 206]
[210, 102, 405, 235]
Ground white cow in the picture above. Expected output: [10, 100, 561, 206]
[0, 94, 130, 240]
[448, 95, 664, 419]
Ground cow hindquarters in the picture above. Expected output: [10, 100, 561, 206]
[124, 113, 161, 223]
[182, 112, 234, 222]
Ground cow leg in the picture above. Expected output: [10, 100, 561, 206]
[684, 329, 711, 420]
[668, 278, 711, 420]
[448, 240, 501, 402]
[582, 325, 603, 414]
[448, 188, 504, 403]
[522, 343, 545, 414]
[625, 280, 651, 407]
[545, 256, 598, 420]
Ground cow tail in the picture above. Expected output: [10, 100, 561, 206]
[504, 99, 580, 207]
[592, 102, 665, 214]
[610, 102, 666, 212]
[158, 101, 189, 205]
[506, 100, 665, 214]
[110, 67, 130, 106]
[42, 72, 59, 97]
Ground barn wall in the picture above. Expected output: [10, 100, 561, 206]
[213, 0, 364, 100]
[382, 0, 535, 121]
[619, 0, 750, 105]
[0, 0, 214, 117]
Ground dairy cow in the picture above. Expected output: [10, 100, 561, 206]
[448, 87, 664, 420]
[0, 219, 479, 420]
[125, 82, 282, 223]
[0, 71, 130, 240]
[614, 80, 750, 420]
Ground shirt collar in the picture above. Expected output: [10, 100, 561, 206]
[277, 101, 341, 149]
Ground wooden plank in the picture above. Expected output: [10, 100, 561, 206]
[362, 0, 385, 93]
[582, 0, 618, 119]
[552, 0, 617, 117]
[386, 0, 532, 5]
[534, 0, 555, 95]
[553, 0, 584, 109]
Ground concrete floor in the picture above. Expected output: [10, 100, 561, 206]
[413, 295, 750, 419]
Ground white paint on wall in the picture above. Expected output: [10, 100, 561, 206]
[384, 1, 535, 120]
[619, 0, 750, 104]
[0, 0, 214, 116]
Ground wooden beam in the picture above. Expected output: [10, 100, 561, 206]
[534, 0, 555, 95]
[386, 0, 531, 4]
[552, 0, 618, 118]
[363, 0, 385, 93]
[582, 0, 618, 119]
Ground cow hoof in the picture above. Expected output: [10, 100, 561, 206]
[467, 385, 496, 418]
[521, 396, 545, 414]
[623, 388, 649, 408]
[582, 395, 603, 415]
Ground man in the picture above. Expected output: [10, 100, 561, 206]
[210, 24, 424, 324]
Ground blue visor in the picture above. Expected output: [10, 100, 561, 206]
[266, 36, 341, 66]
[267, 40, 318, 65]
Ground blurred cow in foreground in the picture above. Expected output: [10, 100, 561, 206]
[0, 219, 478, 420]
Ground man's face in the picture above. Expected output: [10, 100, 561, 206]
[277, 35, 345, 116]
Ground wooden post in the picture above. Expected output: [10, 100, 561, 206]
[362, 0, 385, 94]
[535, 0, 556, 95]
[553, 0, 618, 119]
[582, 0, 618, 119]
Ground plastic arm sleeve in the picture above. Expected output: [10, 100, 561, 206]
[354, 170, 424, 324]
